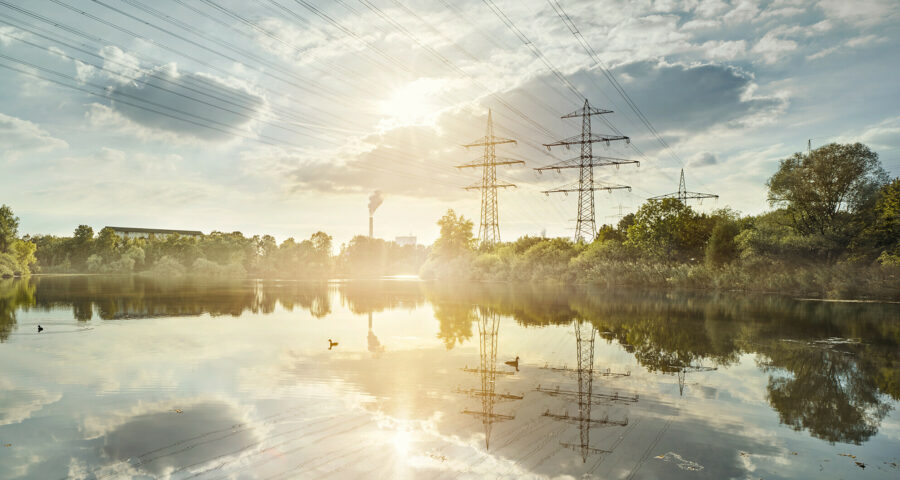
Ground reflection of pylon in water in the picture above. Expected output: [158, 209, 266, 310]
[575, 320, 597, 462]
[460, 308, 517, 449]
[367, 312, 385, 355]
[670, 364, 717, 396]
[542, 321, 629, 463]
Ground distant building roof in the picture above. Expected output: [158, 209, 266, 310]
[106, 226, 203, 236]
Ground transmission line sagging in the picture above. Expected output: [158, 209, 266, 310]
[457, 110, 525, 246]
[538, 100, 638, 242]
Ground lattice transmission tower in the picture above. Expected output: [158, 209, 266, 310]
[649, 168, 718, 204]
[538, 99, 638, 242]
[457, 110, 524, 246]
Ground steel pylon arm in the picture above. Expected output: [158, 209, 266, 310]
[534, 155, 639, 173]
[561, 105, 613, 118]
[542, 181, 631, 195]
[463, 136, 517, 148]
[560, 442, 611, 455]
[543, 133, 629, 150]
[648, 192, 719, 200]
[456, 157, 526, 169]
[464, 181, 517, 191]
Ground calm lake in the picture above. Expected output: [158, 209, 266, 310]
[1, 276, 898, 479]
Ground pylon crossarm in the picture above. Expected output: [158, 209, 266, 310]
[542, 410, 629, 426]
[561, 106, 613, 118]
[463, 136, 517, 148]
[464, 182, 517, 191]
[535, 156, 639, 172]
[461, 410, 515, 422]
[542, 182, 631, 195]
[648, 192, 719, 200]
[455, 388, 524, 401]
[542, 133, 629, 149]
[456, 157, 525, 168]
[535, 385, 639, 403]
[669, 364, 718, 373]
[560, 442, 611, 454]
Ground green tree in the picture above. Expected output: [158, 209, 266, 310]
[95, 227, 119, 261]
[0, 205, 19, 253]
[11, 239, 37, 274]
[705, 209, 743, 266]
[851, 178, 900, 263]
[433, 209, 474, 259]
[767, 143, 888, 235]
[626, 199, 711, 261]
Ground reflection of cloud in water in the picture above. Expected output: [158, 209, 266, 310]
[0, 380, 61, 426]
[95, 401, 259, 477]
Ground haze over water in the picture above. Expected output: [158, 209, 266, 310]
[1, 276, 898, 479]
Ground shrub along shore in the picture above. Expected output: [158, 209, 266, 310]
[1, 143, 898, 300]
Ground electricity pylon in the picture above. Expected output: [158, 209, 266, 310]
[649, 169, 718, 204]
[540, 321, 629, 463]
[538, 99, 637, 242]
[460, 307, 518, 449]
[457, 110, 524, 246]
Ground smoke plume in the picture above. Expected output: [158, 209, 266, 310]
[368, 190, 383, 215]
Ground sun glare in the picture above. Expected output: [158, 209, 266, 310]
[392, 429, 414, 455]
[379, 79, 442, 126]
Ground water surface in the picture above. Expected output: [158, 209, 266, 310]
[1, 276, 898, 479]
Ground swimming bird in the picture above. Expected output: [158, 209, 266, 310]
[505, 356, 520, 371]
[328, 339, 339, 350]
[37, 325, 43, 333]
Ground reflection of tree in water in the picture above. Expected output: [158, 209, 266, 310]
[18, 276, 333, 320]
[426, 283, 900, 445]
[0, 279, 36, 341]
[338, 281, 424, 315]
[761, 340, 893, 445]
[434, 301, 476, 349]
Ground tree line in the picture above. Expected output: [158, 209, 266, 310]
[0, 210, 426, 279]
[421, 143, 899, 299]
[1, 142, 897, 297]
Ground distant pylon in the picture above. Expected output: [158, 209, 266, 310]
[457, 110, 524, 246]
[649, 169, 718, 204]
[538, 99, 637, 242]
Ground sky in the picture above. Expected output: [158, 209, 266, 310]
[0, 0, 898, 246]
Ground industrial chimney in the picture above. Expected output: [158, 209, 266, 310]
[368, 190, 383, 238]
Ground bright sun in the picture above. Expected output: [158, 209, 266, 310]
[379, 79, 441, 125]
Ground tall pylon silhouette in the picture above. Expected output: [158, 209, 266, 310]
[460, 307, 518, 449]
[538, 100, 637, 242]
[457, 110, 524, 246]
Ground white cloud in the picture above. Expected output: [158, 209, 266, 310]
[723, 0, 760, 23]
[858, 116, 900, 152]
[99, 46, 143, 84]
[701, 40, 748, 60]
[752, 31, 798, 64]
[818, 0, 899, 26]
[0, 25, 28, 46]
[0, 113, 68, 160]
[693, 0, 729, 18]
